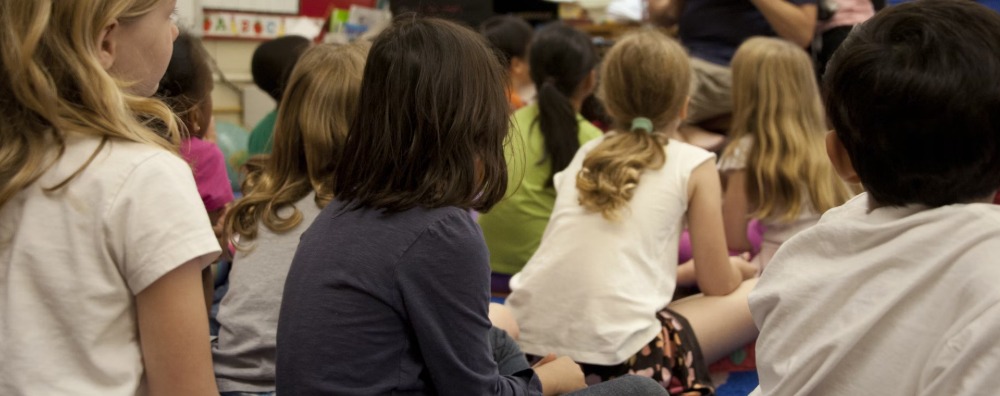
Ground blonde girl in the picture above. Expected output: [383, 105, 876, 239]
[721, 37, 852, 269]
[213, 42, 368, 395]
[0, 0, 220, 395]
[507, 29, 757, 393]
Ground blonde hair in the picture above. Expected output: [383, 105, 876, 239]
[0, 0, 180, 208]
[226, 43, 368, 244]
[577, 29, 691, 220]
[725, 37, 851, 222]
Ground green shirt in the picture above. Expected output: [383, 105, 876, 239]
[479, 104, 603, 276]
[247, 110, 278, 156]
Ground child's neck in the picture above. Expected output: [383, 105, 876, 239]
[867, 191, 998, 211]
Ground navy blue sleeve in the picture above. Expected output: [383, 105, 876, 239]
[395, 211, 542, 396]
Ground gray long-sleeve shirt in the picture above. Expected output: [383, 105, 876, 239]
[276, 199, 542, 395]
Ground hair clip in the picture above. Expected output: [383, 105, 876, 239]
[630, 117, 653, 133]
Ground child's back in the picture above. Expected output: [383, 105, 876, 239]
[751, 195, 1000, 394]
[750, 1, 1000, 394]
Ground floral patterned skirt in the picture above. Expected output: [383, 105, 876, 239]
[579, 308, 714, 396]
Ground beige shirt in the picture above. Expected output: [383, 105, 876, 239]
[0, 134, 220, 395]
[751, 194, 1000, 395]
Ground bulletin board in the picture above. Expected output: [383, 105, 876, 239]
[202, 0, 300, 14]
[202, 0, 378, 40]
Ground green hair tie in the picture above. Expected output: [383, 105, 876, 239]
[630, 117, 653, 133]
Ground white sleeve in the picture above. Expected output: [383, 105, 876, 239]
[104, 151, 221, 294]
[554, 137, 605, 190]
[717, 135, 752, 172]
[918, 303, 1000, 395]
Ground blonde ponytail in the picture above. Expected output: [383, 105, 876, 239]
[576, 29, 690, 219]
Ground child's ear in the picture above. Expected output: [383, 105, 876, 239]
[586, 69, 597, 92]
[510, 56, 529, 80]
[97, 19, 120, 70]
[826, 131, 861, 184]
[579, 69, 597, 97]
[679, 96, 690, 121]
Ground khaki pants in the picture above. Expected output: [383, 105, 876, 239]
[687, 57, 733, 124]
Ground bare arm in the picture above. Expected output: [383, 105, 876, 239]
[648, 0, 685, 27]
[532, 355, 587, 396]
[721, 170, 754, 252]
[136, 259, 218, 396]
[677, 259, 696, 287]
[687, 161, 743, 296]
[750, 0, 818, 48]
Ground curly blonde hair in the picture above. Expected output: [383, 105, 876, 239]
[577, 29, 690, 220]
[725, 37, 851, 222]
[0, 0, 180, 208]
[225, 43, 368, 245]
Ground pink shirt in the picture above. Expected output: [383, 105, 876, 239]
[820, 0, 875, 32]
[180, 137, 234, 212]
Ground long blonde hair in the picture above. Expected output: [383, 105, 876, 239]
[225, 43, 368, 244]
[577, 29, 690, 219]
[0, 0, 180, 208]
[725, 37, 851, 222]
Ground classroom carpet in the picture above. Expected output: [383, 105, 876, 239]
[715, 371, 759, 396]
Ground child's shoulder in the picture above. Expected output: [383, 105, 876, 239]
[53, 134, 188, 186]
[665, 139, 716, 168]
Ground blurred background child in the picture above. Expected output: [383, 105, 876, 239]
[156, 30, 235, 308]
[478, 23, 603, 295]
[720, 37, 852, 270]
[246, 35, 312, 156]
[480, 15, 536, 110]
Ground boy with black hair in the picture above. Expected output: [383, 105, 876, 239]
[247, 35, 311, 155]
[749, 0, 1000, 394]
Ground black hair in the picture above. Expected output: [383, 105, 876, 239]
[156, 30, 213, 138]
[528, 22, 598, 186]
[333, 16, 510, 213]
[478, 15, 533, 68]
[825, 0, 1000, 207]
[251, 35, 311, 102]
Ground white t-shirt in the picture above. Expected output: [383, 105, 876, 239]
[718, 135, 820, 269]
[0, 134, 221, 395]
[507, 137, 715, 365]
[750, 193, 1000, 395]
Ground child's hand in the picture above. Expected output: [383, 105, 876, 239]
[533, 354, 587, 396]
[730, 253, 758, 280]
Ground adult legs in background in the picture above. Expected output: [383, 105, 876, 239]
[681, 57, 733, 151]
[668, 278, 759, 364]
[686, 57, 733, 126]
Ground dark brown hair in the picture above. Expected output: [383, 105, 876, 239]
[156, 30, 213, 138]
[333, 16, 510, 213]
[826, 0, 1000, 207]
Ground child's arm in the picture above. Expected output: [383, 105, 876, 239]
[136, 259, 217, 396]
[721, 169, 755, 252]
[687, 161, 745, 296]
[649, 0, 685, 27]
